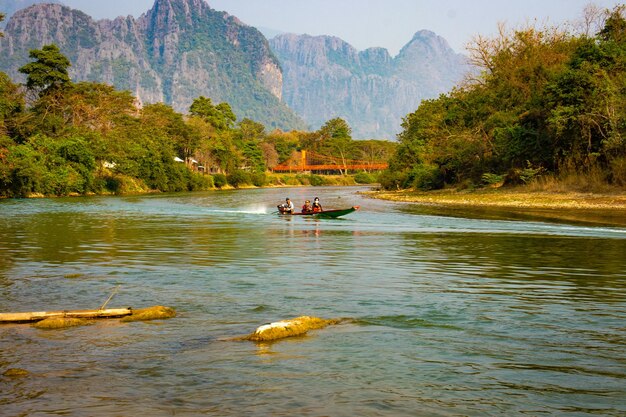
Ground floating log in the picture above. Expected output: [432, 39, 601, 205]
[0, 308, 132, 324]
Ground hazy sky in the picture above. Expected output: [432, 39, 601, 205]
[61, 0, 622, 55]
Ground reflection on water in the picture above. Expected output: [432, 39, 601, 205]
[1, 187, 625, 416]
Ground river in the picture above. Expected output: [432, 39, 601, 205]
[1, 186, 625, 416]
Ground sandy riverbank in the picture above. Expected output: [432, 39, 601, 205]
[369, 188, 626, 210]
[365, 187, 626, 226]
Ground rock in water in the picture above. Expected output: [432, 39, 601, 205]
[245, 316, 340, 342]
[33, 317, 91, 329]
[3, 368, 30, 377]
[121, 306, 176, 322]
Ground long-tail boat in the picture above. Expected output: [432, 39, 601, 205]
[277, 206, 359, 218]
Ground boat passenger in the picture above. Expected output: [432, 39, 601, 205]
[312, 197, 323, 212]
[278, 198, 295, 214]
[302, 200, 313, 213]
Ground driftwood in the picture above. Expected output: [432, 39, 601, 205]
[0, 308, 132, 323]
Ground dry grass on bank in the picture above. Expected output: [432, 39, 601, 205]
[370, 167, 626, 211]
[371, 176, 626, 211]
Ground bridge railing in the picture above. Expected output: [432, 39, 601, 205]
[272, 163, 388, 172]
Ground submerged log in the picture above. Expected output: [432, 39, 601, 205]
[0, 308, 132, 323]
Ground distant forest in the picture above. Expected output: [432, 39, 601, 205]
[0, 14, 394, 198]
[382, 5, 626, 191]
[4, 5, 626, 198]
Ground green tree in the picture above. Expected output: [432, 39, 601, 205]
[1, 135, 95, 197]
[599, 5, 626, 42]
[19, 44, 71, 96]
[191, 119, 241, 174]
[264, 129, 300, 164]
[234, 118, 267, 172]
[388, 15, 602, 189]
[319, 117, 352, 140]
[353, 139, 397, 167]
[543, 9, 626, 178]
[141, 103, 198, 161]
[26, 81, 136, 139]
[317, 118, 354, 174]
[238, 118, 266, 141]
[0, 72, 25, 139]
[189, 96, 236, 130]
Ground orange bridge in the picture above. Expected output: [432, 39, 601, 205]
[271, 150, 388, 173]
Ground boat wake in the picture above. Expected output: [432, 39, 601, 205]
[208, 206, 270, 215]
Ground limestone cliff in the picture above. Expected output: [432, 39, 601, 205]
[0, 0, 60, 28]
[0, 0, 305, 130]
[270, 30, 470, 139]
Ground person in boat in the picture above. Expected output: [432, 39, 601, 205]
[278, 198, 295, 214]
[302, 200, 313, 213]
[312, 197, 323, 212]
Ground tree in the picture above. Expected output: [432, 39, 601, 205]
[19, 44, 71, 97]
[238, 118, 266, 142]
[319, 117, 352, 141]
[189, 96, 236, 130]
[544, 8, 626, 174]
[141, 103, 198, 161]
[354, 140, 397, 167]
[599, 5, 626, 43]
[259, 141, 279, 168]
[264, 129, 300, 164]
[0, 72, 25, 138]
[317, 118, 354, 174]
[387, 4, 626, 190]
[26, 81, 137, 138]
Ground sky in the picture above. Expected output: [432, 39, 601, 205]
[60, 0, 623, 55]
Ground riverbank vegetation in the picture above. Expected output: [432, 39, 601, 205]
[381, 5, 626, 194]
[0, 17, 393, 198]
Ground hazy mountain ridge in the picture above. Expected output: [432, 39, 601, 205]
[0, 0, 306, 130]
[1, 0, 469, 138]
[0, 0, 60, 28]
[270, 30, 469, 139]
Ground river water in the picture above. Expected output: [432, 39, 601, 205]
[1, 186, 625, 416]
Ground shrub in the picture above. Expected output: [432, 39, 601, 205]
[96, 174, 148, 195]
[408, 164, 443, 190]
[213, 173, 227, 188]
[189, 172, 213, 190]
[101, 175, 122, 193]
[378, 170, 408, 190]
[505, 162, 546, 185]
[354, 171, 377, 184]
[295, 174, 310, 185]
[609, 156, 626, 186]
[226, 170, 252, 188]
[308, 174, 326, 186]
[481, 173, 504, 186]
[251, 172, 267, 187]
[280, 175, 300, 185]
